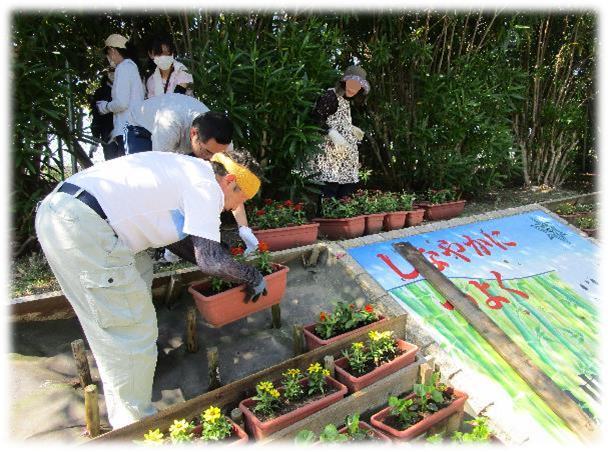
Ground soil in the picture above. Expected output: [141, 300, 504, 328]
[382, 392, 458, 432]
[253, 385, 339, 423]
[344, 347, 404, 377]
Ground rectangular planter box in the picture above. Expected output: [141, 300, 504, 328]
[312, 216, 366, 240]
[303, 315, 388, 351]
[253, 223, 320, 251]
[405, 209, 425, 227]
[188, 264, 289, 328]
[334, 339, 419, 393]
[383, 211, 408, 231]
[239, 376, 348, 440]
[370, 389, 469, 441]
[418, 200, 466, 221]
[365, 213, 386, 235]
[315, 421, 392, 443]
[191, 418, 249, 446]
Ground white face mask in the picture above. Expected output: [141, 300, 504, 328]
[107, 55, 116, 68]
[154, 55, 174, 71]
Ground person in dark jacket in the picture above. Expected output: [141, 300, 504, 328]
[90, 68, 124, 160]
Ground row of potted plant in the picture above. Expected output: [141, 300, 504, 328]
[554, 202, 600, 238]
[137, 406, 248, 446]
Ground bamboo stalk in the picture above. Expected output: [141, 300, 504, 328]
[293, 323, 305, 356]
[207, 347, 222, 391]
[85, 384, 100, 438]
[71, 339, 92, 388]
[186, 306, 198, 353]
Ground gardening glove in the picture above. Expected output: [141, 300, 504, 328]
[96, 100, 110, 115]
[327, 128, 348, 148]
[352, 126, 365, 141]
[243, 278, 267, 304]
[239, 226, 259, 256]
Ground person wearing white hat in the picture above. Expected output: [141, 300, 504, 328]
[308, 65, 371, 214]
[96, 34, 145, 156]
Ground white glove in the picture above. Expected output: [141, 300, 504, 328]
[96, 101, 110, 115]
[327, 128, 348, 148]
[239, 226, 259, 256]
[352, 126, 365, 141]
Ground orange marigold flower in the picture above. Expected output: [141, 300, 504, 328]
[230, 246, 245, 256]
[320, 312, 327, 322]
[365, 304, 374, 313]
[258, 242, 270, 253]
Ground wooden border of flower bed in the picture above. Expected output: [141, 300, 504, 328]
[86, 314, 412, 443]
[9, 243, 329, 322]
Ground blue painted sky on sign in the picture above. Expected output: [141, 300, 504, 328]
[348, 210, 600, 302]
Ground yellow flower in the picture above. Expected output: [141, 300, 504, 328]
[285, 368, 302, 378]
[269, 389, 281, 398]
[143, 428, 164, 443]
[257, 381, 274, 392]
[203, 406, 222, 424]
[353, 342, 365, 349]
[368, 330, 383, 341]
[169, 419, 191, 437]
[322, 369, 330, 377]
[307, 362, 323, 374]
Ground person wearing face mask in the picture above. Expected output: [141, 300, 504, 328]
[96, 34, 145, 156]
[145, 34, 193, 98]
[307, 66, 371, 215]
[90, 67, 123, 160]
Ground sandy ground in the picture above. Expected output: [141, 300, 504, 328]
[8, 251, 373, 443]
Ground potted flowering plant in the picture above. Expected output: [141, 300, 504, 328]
[577, 216, 598, 238]
[417, 188, 466, 221]
[248, 199, 319, 251]
[352, 189, 387, 235]
[295, 413, 392, 444]
[334, 330, 419, 393]
[188, 242, 290, 327]
[555, 202, 579, 224]
[370, 372, 469, 440]
[239, 362, 348, 439]
[425, 416, 509, 451]
[314, 196, 366, 240]
[303, 301, 386, 350]
[136, 405, 248, 446]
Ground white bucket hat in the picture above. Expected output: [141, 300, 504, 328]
[105, 34, 128, 49]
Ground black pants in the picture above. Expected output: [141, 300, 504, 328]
[316, 182, 357, 217]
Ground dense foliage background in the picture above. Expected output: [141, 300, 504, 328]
[10, 9, 597, 253]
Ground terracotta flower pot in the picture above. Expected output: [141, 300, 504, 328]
[313, 216, 366, 240]
[383, 211, 408, 231]
[310, 421, 393, 450]
[370, 389, 469, 440]
[581, 228, 598, 238]
[303, 315, 388, 351]
[365, 213, 386, 235]
[334, 339, 419, 393]
[405, 209, 425, 227]
[239, 376, 348, 440]
[559, 213, 580, 225]
[419, 200, 466, 221]
[188, 264, 289, 328]
[191, 418, 249, 446]
[253, 223, 320, 251]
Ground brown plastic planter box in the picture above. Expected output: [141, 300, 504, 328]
[365, 213, 386, 235]
[315, 421, 392, 444]
[253, 223, 320, 251]
[418, 200, 466, 221]
[303, 315, 388, 351]
[188, 264, 289, 328]
[383, 211, 408, 231]
[313, 216, 366, 240]
[239, 376, 348, 440]
[334, 339, 419, 393]
[191, 418, 249, 446]
[405, 209, 425, 227]
[370, 389, 469, 441]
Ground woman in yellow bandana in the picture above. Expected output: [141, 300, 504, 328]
[36, 147, 264, 429]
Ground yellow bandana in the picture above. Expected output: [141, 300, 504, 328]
[211, 153, 261, 199]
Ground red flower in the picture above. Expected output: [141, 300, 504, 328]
[294, 203, 304, 211]
[230, 246, 245, 256]
[256, 209, 266, 216]
[264, 198, 274, 205]
[258, 241, 270, 253]
[320, 312, 327, 322]
[349, 303, 355, 310]
[365, 304, 374, 313]
[284, 200, 294, 207]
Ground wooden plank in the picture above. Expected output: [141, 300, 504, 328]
[88, 314, 409, 443]
[393, 242, 597, 442]
[258, 354, 426, 444]
[10, 246, 320, 322]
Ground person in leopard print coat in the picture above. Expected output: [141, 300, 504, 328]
[308, 66, 370, 214]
